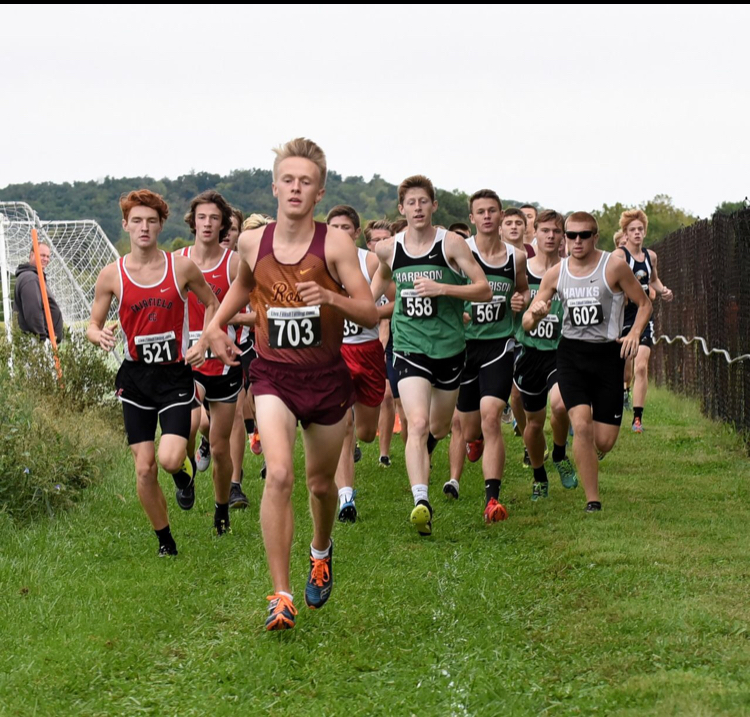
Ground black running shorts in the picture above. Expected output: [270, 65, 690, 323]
[621, 320, 654, 349]
[115, 360, 195, 444]
[193, 365, 243, 404]
[513, 346, 558, 414]
[457, 337, 515, 412]
[393, 349, 466, 392]
[556, 337, 625, 426]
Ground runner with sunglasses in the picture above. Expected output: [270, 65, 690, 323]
[523, 212, 651, 512]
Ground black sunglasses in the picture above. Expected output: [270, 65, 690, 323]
[565, 231, 596, 240]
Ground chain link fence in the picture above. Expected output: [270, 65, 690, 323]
[651, 208, 750, 448]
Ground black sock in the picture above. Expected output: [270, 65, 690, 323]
[427, 433, 438, 455]
[245, 418, 255, 434]
[171, 463, 191, 490]
[155, 525, 176, 550]
[533, 466, 548, 483]
[552, 442, 567, 463]
[633, 407, 643, 421]
[484, 479, 501, 504]
[214, 502, 229, 523]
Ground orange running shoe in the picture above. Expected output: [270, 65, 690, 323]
[393, 414, 402, 434]
[265, 593, 297, 631]
[250, 430, 263, 455]
[466, 438, 484, 463]
[483, 497, 508, 524]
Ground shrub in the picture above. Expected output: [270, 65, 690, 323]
[0, 333, 124, 522]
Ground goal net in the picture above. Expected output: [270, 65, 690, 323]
[0, 202, 121, 355]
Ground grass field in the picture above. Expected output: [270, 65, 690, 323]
[0, 386, 748, 716]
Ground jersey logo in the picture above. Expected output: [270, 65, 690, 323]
[300, 267, 313, 275]
[212, 273, 223, 279]
[148, 312, 158, 322]
[160, 287, 170, 293]
[428, 252, 439, 260]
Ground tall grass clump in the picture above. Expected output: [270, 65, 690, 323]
[0, 331, 125, 521]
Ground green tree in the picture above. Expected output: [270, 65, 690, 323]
[714, 199, 747, 215]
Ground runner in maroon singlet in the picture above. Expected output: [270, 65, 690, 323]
[87, 190, 218, 556]
[203, 138, 378, 631]
[179, 190, 242, 536]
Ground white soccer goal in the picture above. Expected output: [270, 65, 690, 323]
[0, 202, 120, 356]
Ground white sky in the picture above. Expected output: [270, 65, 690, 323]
[3, 4, 748, 217]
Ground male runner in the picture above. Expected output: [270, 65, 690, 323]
[443, 189, 529, 522]
[513, 210, 577, 500]
[614, 209, 673, 432]
[524, 211, 651, 511]
[364, 219, 399, 467]
[179, 191, 242, 534]
[520, 204, 538, 246]
[204, 138, 378, 630]
[87, 190, 218, 555]
[326, 205, 387, 522]
[500, 208, 535, 450]
[372, 175, 491, 536]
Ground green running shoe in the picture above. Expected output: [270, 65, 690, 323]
[553, 457, 578, 489]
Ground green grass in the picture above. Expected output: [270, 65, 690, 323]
[0, 386, 749, 716]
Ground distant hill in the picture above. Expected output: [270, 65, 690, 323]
[0, 170, 529, 251]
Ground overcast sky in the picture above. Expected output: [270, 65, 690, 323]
[3, 4, 748, 217]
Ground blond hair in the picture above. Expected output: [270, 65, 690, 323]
[565, 211, 599, 234]
[272, 137, 327, 186]
[619, 208, 649, 233]
[242, 213, 273, 231]
[364, 218, 392, 243]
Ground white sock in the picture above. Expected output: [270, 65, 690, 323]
[310, 541, 331, 560]
[278, 591, 293, 601]
[412, 484, 429, 505]
[338, 487, 353, 506]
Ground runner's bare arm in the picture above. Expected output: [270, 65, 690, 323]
[370, 238, 395, 304]
[522, 264, 561, 332]
[176, 257, 219, 367]
[511, 251, 531, 312]
[609, 256, 653, 358]
[200, 228, 261, 364]
[647, 251, 673, 302]
[86, 264, 118, 351]
[297, 228, 378, 328]
[414, 232, 491, 301]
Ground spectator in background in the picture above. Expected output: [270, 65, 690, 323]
[13, 242, 63, 342]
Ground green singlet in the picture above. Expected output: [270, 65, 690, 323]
[516, 264, 564, 351]
[391, 228, 466, 358]
[464, 238, 516, 341]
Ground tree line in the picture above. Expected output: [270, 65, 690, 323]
[1, 169, 744, 254]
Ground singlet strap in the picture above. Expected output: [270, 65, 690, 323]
[308, 221, 328, 259]
[257, 222, 277, 261]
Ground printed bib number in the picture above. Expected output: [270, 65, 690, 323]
[343, 319, 363, 338]
[189, 331, 214, 360]
[268, 306, 322, 349]
[529, 314, 561, 340]
[568, 298, 604, 327]
[401, 289, 435, 318]
[135, 331, 177, 364]
[471, 295, 506, 325]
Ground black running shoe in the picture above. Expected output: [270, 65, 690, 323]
[353, 443, 362, 463]
[229, 481, 249, 510]
[158, 543, 178, 557]
[378, 455, 392, 468]
[214, 507, 231, 536]
[260, 461, 267, 480]
[585, 501, 602, 513]
[173, 457, 196, 511]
